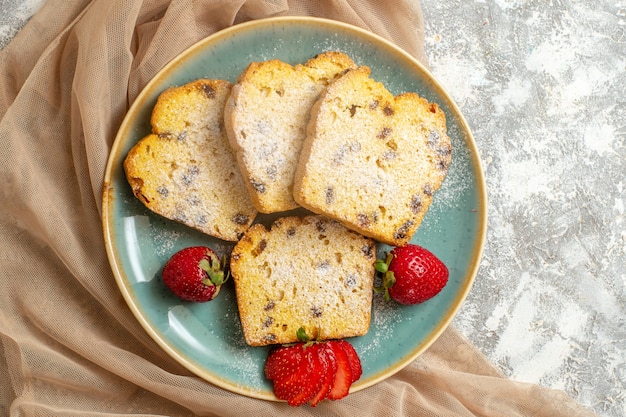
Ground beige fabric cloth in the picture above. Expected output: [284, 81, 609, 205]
[0, 1, 598, 416]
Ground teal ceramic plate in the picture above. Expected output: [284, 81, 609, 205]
[102, 16, 487, 401]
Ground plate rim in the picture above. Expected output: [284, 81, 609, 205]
[102, 15, 488, 401]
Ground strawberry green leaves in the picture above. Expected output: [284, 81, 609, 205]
[198, 250, 229, 287]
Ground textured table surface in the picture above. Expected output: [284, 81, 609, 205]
[421, 3, 625, 417]
[2, 1, 624, 417]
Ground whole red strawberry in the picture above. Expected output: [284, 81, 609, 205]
[375, 244, 449, 305]
[264, 328, 362, 407]
[162, 246, 228, 302]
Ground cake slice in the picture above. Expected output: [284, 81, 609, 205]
[124, 79, 257, 242]
[224, 52, 357, 214]
[230, 215, 376, 346]
[293, 67, 452, 246]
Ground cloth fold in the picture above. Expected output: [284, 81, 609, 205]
[0, 0, 597, 415]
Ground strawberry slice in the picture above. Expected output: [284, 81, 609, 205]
[265, 344, 305, 382]
[334, 339, 362, 383]
[326, 340, 353, 400]
[269, 344, 324, 406]
[267, 344, 308, 402]
[272, 359, 308, 403]
[287, 345, 325, 406]
[309, 343, 336, 407]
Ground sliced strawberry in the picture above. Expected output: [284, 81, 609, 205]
[326, 340, 353, 400]
[267, 344, 308, 402]
[265, 334, 362, 406]
[309, 343, 336, 407]
[334, 339, 362, 383]
[287, 345, 325, 406]
[270, 344, 322, 406]
[272, 362, 308, 403]
[265, 344, 305, 382]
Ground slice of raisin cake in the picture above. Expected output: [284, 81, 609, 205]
[124, 79, 257, 242]
[224, 52, 357, 214]
[293, 67, 452, 246]
[230, 215, 376, 346]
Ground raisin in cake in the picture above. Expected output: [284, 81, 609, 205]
[224, 52, 357, 214]
[230, 215, 376, 346]
[293, 67, 452, 246]
[124, 79, 257, 242]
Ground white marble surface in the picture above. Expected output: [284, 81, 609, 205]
[0, 0, 45, 49]
[1, 1, 624, 416]
[421, 1, 625, 416]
